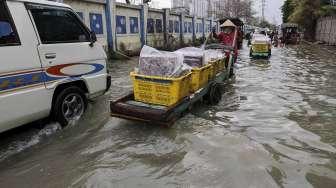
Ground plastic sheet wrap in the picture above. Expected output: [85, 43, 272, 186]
[137, 46, 191, 78]
[204, 49, 225, 62]
[175, 47, 205, 68]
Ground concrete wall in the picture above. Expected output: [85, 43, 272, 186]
[195, 18, 203, 39]
[115, 3, 142, 53]
[64, 0, 108, 49]
[147, 9, 164, 48]
[316, 16, 336, 45]
[205, 19, 212, 34]
[183, 16, 193, 44]
[58, 0, 219, 54]
[167, 13, 182, 47]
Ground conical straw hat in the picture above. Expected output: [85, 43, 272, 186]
[220, 20, 236, 27]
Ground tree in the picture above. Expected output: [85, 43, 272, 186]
[289, 0, 321, 39]
[281, 0, 295, 23]
[211, 0, 255, 21]
[241, 0, 256, 24]
[320, 0, 330, 6]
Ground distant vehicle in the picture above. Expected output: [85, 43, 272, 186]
[250, 33, 272, 58]
[0, 0, 111, 133]
[244, 24, 255, 39]
[219, 18, 244, 49]
[281, 23, 300, 45]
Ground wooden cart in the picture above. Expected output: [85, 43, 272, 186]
[110, 46, 234, 126]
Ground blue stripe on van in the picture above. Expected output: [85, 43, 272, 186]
[0, 63, 104, 93]
[0, 71, 45, 91]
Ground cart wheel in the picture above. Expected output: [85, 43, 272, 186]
[204, 83, 222, 105]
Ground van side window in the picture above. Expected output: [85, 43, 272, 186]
[30, 8, 90, 44]
[0, 1, 20, 46]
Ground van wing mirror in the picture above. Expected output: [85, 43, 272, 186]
[89, 31, 97, 47]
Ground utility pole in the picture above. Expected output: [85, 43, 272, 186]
[261, 0, 266, 22]
[207, 0, 212, 18]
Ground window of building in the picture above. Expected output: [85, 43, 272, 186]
[90, 13, 103, 35]
[0, 1, 20, 46]
[76, 12, 84, 21]
[188, 22, 192, 33]
[184, 22, 188, 33]
[116, 15, 127, 34]
[169, 20, 173, 33]
[129, 17, 139, 34]
[156, 19, 162, 33]
[174, 21, 180, 33]
[147, 18, 154, 33]
[30, 7, 90, 44]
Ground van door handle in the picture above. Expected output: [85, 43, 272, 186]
[45, 53, 56, 59]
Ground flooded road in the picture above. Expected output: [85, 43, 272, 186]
[0, 43, 336, 188]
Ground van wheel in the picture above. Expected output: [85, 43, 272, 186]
[53, 86, 87, 127]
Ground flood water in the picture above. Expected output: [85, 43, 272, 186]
[0, 42, 336, 188]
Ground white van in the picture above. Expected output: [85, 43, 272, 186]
[0, 0, 111, 133]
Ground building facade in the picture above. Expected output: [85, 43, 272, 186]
[171, 0, 245, 19]
[331, 0, 336, 6]
[172, 0, 208, 18]
[47, 0, 217, 54]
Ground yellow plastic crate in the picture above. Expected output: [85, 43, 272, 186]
[190, 64, 212, 92]
[209, 60, 217, 77]
[218, 58, 226, 72]
[131, 72, 192, 106]
[209, 64, 215, 80]
[209, 59, 223, 76]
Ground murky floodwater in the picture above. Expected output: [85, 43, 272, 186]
[0, 42, 336, 188]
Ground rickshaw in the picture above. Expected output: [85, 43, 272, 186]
[281, 23, 300, 45]
[212, 19, 240, 76]
[250, 29, 272, 58]
[218, 18, 244, 49]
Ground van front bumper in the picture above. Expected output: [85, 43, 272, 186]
[251, 52, 269, 57]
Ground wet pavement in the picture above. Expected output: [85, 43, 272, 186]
[0, 42, 336, 188]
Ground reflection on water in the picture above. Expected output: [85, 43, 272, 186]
[0, 43, 336, 188]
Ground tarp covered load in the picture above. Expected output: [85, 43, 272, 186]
[204, 49, 226, 62]
[175, 47, 205, 68]
[137, 46, 191, 78]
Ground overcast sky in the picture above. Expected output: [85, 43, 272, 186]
[255, 0, 284, 24]
[117, 0, 284, 24]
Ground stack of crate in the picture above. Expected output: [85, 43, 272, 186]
[131, 47, 223, 107]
